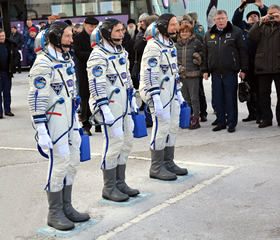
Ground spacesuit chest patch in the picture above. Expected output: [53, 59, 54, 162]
[148, 58, 158, 67]
[121, 72, 127, 79]
[172, 63, 176, 69]
[160, 65, 169, 74]
[106, 74, 118, 85]
[51, 82, 64, 95]
[34, 76, 47, 89]
[92, 66, 103, 77]
[66, 79, 73, 87]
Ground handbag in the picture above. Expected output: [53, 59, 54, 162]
[238, 78, 250, 102]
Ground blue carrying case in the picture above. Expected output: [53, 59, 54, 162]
[179, 101, 191, 128]
[79, 128, 91, 162]
[131, 111, 148, 138]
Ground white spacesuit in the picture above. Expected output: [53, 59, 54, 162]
[139, 14, 188, 181]
[87, 18, 139, 202]
[28, 21, 89, 231]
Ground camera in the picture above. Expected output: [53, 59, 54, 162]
[268, 15, 275, 20]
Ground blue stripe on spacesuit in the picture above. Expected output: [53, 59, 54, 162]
[144, 68, 159, 89]
[163, 81, 176, 108]
[52, 99, 76, 145]
[102, 115, 109, 170]
[150, 117, 159, 150]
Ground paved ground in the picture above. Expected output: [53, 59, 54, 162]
[1, 72, 280, 240]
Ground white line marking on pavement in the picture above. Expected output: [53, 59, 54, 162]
[96, 165, 237, 240]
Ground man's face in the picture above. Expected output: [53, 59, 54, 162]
[11, 28, 17, 34]
[61, 27, 73, 52]
[27, 20, 32, 28]
[127, 23, 135, 29]
[267, 7, 279, 23]
[214, 13, 228, 29]
[0, 32, 5, 43]
[73, 27, 82, 34]
[29, 31, 37, 39]
[167, 17, 179, 38]
[139, 19, 146, 30]
[110, 23, 124, 46]
[248, 14, 259, 24]
[84, 23, 98, 35]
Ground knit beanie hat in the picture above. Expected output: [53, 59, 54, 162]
[29, 27, 37, 33]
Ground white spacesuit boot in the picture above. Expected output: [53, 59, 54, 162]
[102, 168, 129, 202]
[47, 190, 74, 230]
[150, 149, 177, 180]
[163, 146, 188, 176]
[63, 185, 90, 222]
[116, 164, 140, 197]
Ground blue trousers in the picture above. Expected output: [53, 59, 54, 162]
[212, 74, 238, 127]
[0, 71, 12, 114]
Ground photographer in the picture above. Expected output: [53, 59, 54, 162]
[232, 0, 267, 124]
[247, 4, 280, 128]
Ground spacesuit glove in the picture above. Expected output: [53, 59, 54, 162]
[177, 91, 185, 105]
[152, 94, 163, 117]
[36, 123, 53, 150]
[100, 104, 115, 125]
[131, 96, 139, 113]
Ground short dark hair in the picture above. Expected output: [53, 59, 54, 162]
[0, 28, 4, 33]
[11, 26, 17, 30]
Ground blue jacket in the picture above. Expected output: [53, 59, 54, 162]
[25, 37, 36, 66]
[232, 6, 267, 61]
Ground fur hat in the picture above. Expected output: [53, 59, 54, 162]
[187, 12, 198, 20]
[139, 13, 149, 21]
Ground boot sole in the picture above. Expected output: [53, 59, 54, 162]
[102, 195, 129, 202]
[47, 223, 75, 231]
[150, 175, 177, 181]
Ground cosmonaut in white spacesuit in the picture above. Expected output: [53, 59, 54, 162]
[28, 21, 90, 230]
[87, 18, 140, 202]
[139, 14, 189, 181]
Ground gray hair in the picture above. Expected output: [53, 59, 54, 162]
[214, 10, 228, 17]
[268, 4, 280, 11]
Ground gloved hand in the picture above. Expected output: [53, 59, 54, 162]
[177, 91, 185, 105]
[193, 52, 202, 65]
[131, 96, 138, 113]
[152, 94, 163, 117]
[100, 104, 115, 124]
[36, 123, 53, 150]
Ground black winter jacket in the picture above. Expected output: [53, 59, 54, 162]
[0, 38, 20, 77]
[73, 30, 92, 97]
[247, 21, 280, 75]
[202, 21, 248, 77]
[10, 31, 24, 50]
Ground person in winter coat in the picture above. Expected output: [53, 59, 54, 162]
[73, 16, 99, 136]
[247, 4, 280, 128]
[10, 26, 24, 73]
[232, 0, 267, 124]
[202, 10, 248, 133]
[175, 24, 203, 130]
[25, 27, 37, 67]
[0, 29, 20, 118]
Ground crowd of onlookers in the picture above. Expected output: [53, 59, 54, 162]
[0, 1, 280, 133]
